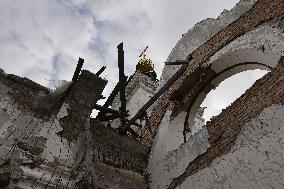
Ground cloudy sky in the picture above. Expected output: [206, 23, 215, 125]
[0, 0, 267, 121]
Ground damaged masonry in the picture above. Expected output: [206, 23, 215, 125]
[1, 0, 284, 188]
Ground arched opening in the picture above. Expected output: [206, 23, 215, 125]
[185, 63, 271, 138]
[201, 69, 268, 122]
[164, 48, 281, 152]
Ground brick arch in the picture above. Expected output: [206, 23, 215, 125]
[184, 62, 270, 137]
[180, 47, 277, 134]
[165, 49, 275, 152]
[150, 47, 281, 152]
[141, 0, 284, 146]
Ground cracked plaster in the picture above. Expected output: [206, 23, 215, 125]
[177, 104, 284, 189]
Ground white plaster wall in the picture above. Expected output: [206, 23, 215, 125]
[37, 103, 75, 165]
[0, 82, 74, 188]
[110, 85, 154, 129]
[164, 111, 205, 153]
[0, 83, 42, 158]
[149, 108, 173, 170]
[191, 116, 205, 136]
[148, 126, 210, 189]
[165, 111, 187, 153]
[127, 87, 153, 118]
[177, 104, 284, 189]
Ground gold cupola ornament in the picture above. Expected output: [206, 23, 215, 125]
[136, 46, 157, 80]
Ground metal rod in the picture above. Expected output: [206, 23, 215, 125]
[72, 57, 84, 82]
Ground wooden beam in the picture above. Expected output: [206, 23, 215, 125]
[164, 60, 189, 65]
[117, 42, 127, 127]
[98, 113, 127, 122]
[118, 43, 127, 113]
[126, 127, 139, 138]
[94, 104, 124, 116]
[101, 75, 128, 109]
[95, 66, 106, 76]
[72, 57, 84, 82]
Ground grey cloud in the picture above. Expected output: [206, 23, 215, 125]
[1, 0, 265, 120]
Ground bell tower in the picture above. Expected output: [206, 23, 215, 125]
[110, 47, 159, 132]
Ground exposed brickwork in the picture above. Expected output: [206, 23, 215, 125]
[142, 0, 284, 145]
[90, 119, 149, 174]
[167, 57, 284, 188]
[93, 162, 147, 189]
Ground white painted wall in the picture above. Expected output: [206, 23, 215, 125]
[0, 82, 74, 188]
[148, 126, 210, 189]
[127, 87, 153, 118]
[178, 104, 284, 189]
[111, 72, 158, 129]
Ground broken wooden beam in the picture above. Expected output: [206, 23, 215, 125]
[102, 75, 128, 109]
[118, 43, 127, 113]
[126, 127, 139, 138]
[118, 55, 193, 134]
[72, 57, 84, 82]
[117, 42, 128, 127]
[95, 66, 106, 76]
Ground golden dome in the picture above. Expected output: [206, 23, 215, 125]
[136, 46, 155, 74]
[137, 56, 154, 74]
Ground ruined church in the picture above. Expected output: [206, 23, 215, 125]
[0, 0, 284, 188]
